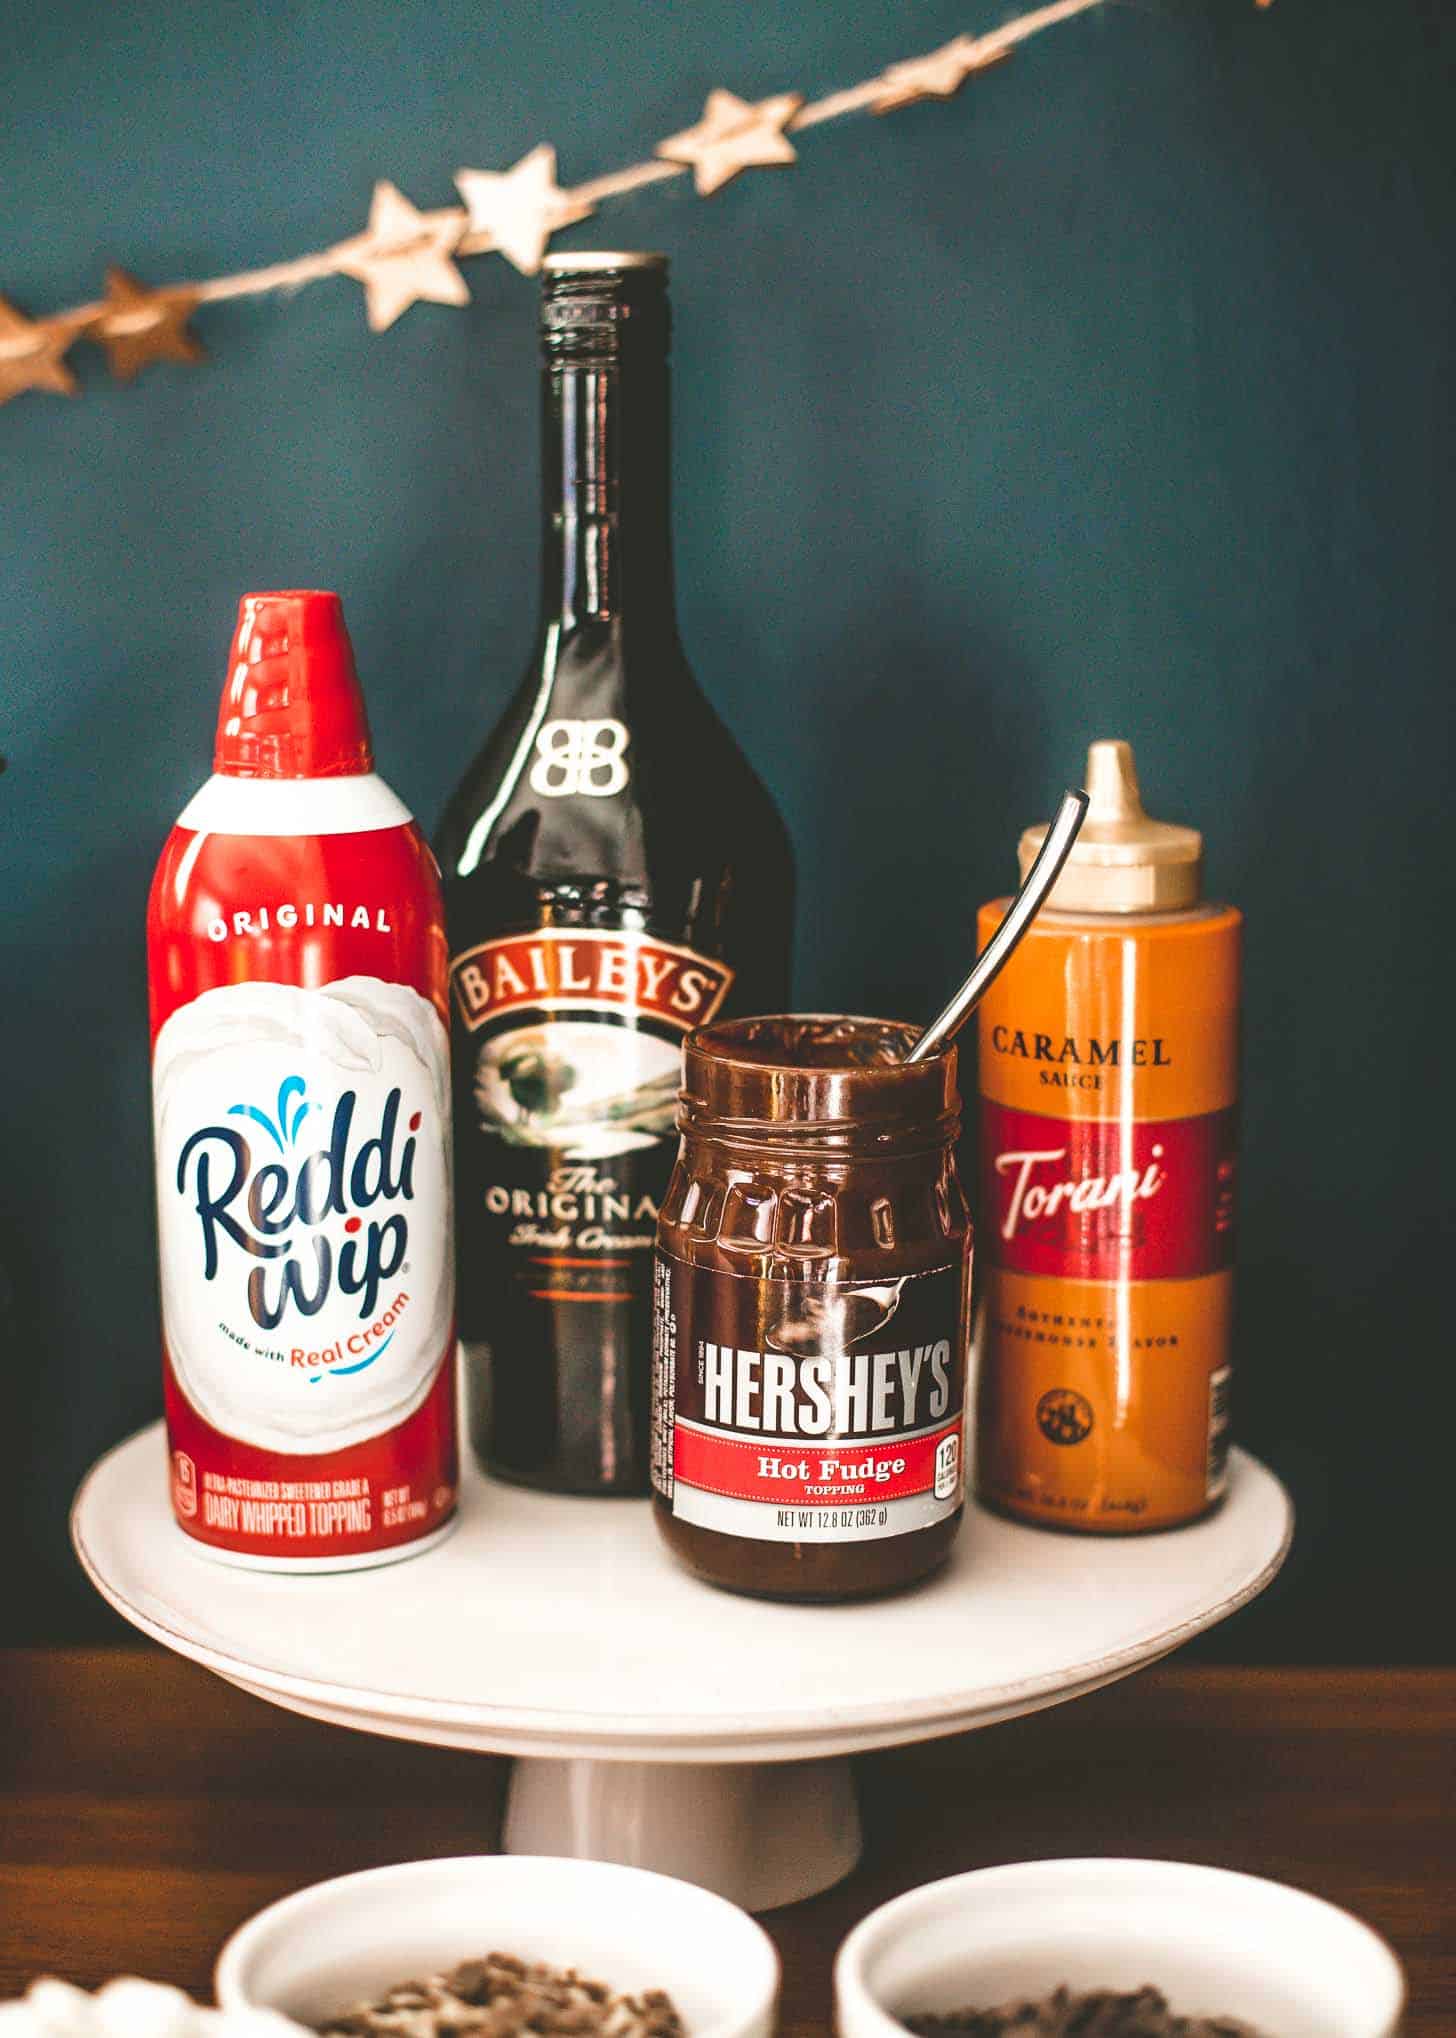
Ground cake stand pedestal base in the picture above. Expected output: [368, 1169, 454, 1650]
[504, 1754, 860, 1911]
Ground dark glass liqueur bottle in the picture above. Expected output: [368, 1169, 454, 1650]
[437, 252, 794, 1495]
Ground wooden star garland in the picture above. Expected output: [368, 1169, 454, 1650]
[0, 295, 82, 407]
[656, 89, 804, 198]
[2, 0, 1126, 410]
[95, 267, 204, 382]
[455, 145, 595, 275]
[870, 36, 1012, 115]
[336, 179, 470, 331]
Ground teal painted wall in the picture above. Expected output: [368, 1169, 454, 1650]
[3, 0, 1452, 1655]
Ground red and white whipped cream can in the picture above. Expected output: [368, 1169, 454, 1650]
[147, 590, 458, 1569]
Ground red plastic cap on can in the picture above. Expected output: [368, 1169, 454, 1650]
[214, 590, 374, 778]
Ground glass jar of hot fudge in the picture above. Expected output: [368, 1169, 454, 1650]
[651, 1016, 972, 1600]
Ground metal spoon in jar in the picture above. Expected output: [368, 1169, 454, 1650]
[904, 787, 1090, 1065]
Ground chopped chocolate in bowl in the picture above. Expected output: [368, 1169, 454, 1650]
[317, 1953, 686, 2038]
[903, 1985, 1267, 2037]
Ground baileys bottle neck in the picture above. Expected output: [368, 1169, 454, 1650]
[539, 256, 676, 642]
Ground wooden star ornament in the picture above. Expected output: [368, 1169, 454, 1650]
[870, 35, 1012, 115]
[656, 89, 804, 198]
[96, 267, 205, 382]
[0, 294, 83, 407]
[455, 145, 595, 275]
[337, 180, 470, 332]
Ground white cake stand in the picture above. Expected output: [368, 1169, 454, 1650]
[72, 1426, 1290, 1912]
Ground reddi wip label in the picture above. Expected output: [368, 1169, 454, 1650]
[154, 978, 452, 1457]
[652, 1255, 965, 1544]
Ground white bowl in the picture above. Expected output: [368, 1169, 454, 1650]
[834, 1858, 1404, 2038]
[215, 1853, 779, 2038]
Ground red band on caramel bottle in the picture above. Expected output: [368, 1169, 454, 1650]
[651, 1016, 973, 1600]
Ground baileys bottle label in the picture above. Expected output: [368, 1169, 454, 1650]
[449, 929, 731, 1296]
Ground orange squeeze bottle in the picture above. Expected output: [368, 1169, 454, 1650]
[974, 740, 1241, 1532]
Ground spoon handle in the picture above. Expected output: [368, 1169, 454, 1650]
[905, 787, 1090, 1065]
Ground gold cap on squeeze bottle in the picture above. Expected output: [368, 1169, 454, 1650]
[1018, 738, 1202, 914]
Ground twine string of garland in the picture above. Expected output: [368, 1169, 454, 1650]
[0, 0, 1265, 411]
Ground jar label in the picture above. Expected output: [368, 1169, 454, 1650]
[652, 1254, 966, 1543]
[981, 1100, 1236, 1281]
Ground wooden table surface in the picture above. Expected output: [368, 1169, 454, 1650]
[0, 1651, 1449, 2032]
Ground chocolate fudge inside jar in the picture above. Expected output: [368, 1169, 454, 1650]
[651, 1015, 972, 1601]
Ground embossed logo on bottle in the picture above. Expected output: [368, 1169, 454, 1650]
[528, 717, 631, 797]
